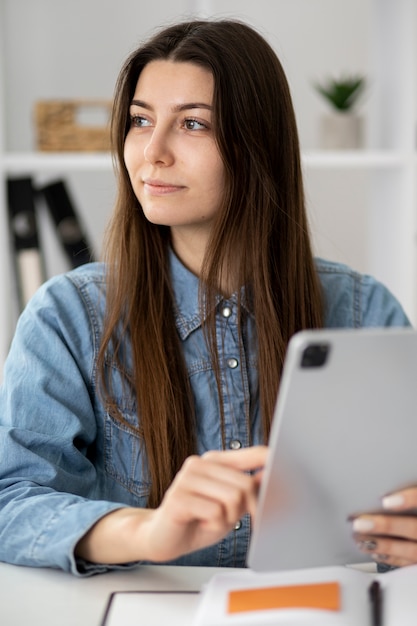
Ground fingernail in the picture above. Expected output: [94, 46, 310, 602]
[352, 518, 375, 532]
[371, 553, 389, 562]
[357, 540, 378, 551]
[382, 493, 405, 509]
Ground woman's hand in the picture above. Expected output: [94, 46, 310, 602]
[76, 445, 268, 565]
[352, 487, 417, 567]
[141, 445, 267, 561]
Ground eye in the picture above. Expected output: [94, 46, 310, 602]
[130, 115, 152, 128]
[183, 118, 207, 131]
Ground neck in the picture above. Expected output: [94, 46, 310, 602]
[170, 226, 206, 278]
[170, 227, 239, 297]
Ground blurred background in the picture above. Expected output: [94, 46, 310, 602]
[0, 0, 415, 375]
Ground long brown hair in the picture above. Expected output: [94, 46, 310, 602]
[98, 19, 324, 508]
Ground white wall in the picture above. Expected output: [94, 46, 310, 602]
[206, 0, 370, 150]
[3, 0, 370, 152]
[1, 0, 376, 277]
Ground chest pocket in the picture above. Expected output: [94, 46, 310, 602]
[104, 404, 151, 503]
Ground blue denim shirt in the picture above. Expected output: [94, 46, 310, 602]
[0, 253, 410, 575]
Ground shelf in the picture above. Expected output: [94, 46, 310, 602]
[0, 152, 113, 173]
[302, 150, 414, 169]
[0, 0, 416, 380]
[0, 150, 413, 175]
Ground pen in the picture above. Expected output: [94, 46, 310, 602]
[368, 580, 383, 626]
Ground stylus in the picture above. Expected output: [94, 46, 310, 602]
[368, 580, 383, 626]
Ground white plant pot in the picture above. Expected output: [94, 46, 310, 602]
[319, 112, 364, 150]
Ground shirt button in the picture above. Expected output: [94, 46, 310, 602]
[229, 439, 242, 450]
[221, 305, 232, 318]
[227, 358, 238, 369]
[234, 520, 242, 531]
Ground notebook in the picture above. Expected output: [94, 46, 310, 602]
[248, 327, 417, 572]
[192, 564, 417, 626]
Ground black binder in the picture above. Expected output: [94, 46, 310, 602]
[7, 176, 46, 309]
[39, 179, 95, 267]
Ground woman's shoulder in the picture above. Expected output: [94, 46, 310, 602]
[314, 257, 380, 302]
[18, 262, 108, 335]
[315, 257, 368, 281]
[33, 262, 107, 302]
[314, 257, 411, 328]
[56, 261, 107, 289]
[5, 263, 109, 386]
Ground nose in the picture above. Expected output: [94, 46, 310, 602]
[143, 127, 174, 166]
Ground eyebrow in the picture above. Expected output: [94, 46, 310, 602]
[130, 99, 212, 112]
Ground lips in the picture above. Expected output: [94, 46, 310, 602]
[143, 179, 185, 195]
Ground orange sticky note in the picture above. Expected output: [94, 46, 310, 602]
[227, 581, 341, 614]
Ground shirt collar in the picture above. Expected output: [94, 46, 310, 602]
[169, 247, 253, 341]
[169, 248, 202, 340]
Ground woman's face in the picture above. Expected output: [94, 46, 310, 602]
[124, 59, 225, 265]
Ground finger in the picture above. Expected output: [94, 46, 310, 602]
[181, 454, 259, 492]
[382, 487, 417, 511]
[148, 493, 241, 561]
[172, 456, 259, 520]
[378, 556, 417, 568]
[352, 514, 417, 542]
[355, 533, 417, 566]
[164, 489, 238, 532]
[202, 445, 268, 473]
[184, 471, 254, 522]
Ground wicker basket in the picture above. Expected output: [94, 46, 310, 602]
[35, 100, 112, 152]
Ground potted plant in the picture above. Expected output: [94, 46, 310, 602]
[313, 74, 365, 149]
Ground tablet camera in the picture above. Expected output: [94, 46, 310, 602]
[300, 343, 330, 368]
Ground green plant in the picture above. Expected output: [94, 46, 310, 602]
[314, 75, 365, 112]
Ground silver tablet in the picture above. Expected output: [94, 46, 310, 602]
[248, 327, 417, 571]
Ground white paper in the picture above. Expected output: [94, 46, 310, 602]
[103, 591, 200, 626]
[192, 566, 368, 626]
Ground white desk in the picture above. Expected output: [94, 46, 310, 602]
[0, 562, 229, 625]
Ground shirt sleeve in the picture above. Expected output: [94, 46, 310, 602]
[318, 259, 412, 329]
[0, 273, 132, 576]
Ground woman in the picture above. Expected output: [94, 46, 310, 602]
[0, 19, 414, 576]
